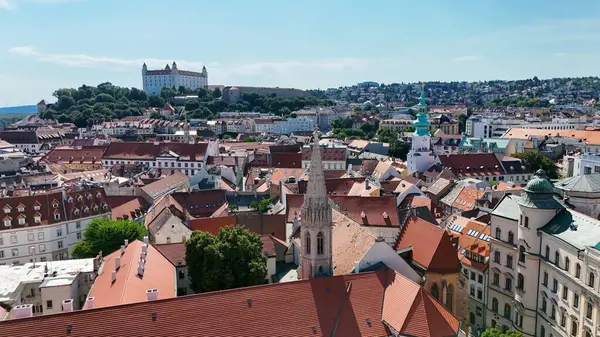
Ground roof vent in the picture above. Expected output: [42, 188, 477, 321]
[570, 222, 578, 231]
[66, 324, 72, 335]
[146, 288, 158, 301]
[151, 313, 157, 321]
[13, 304, 33, 319]
[85, 297, 94, 310]
[111, 270, 116, 283]
[312, 326, 318, 334]
[382, 211, 389, 219]
[360, 211, 366, 218]
[62, 299, 73, 312]
[366, 318, 372, 326]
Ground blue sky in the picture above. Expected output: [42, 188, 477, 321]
[1, 0, 599, 106]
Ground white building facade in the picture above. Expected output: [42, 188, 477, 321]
[407, 85, 436, 175]
[142, 62, 208, 96]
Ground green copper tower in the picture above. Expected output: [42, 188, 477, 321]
[412, 82, 431, 137]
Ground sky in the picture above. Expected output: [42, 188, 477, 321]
[1, 0, 600, 106]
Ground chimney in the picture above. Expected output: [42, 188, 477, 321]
[85, 297, 94, 310]
[111, 270, 117, 283]
[365, 180, 370, 190]
[138, 265, 145, 277]
[61, 299, 73, 312]
[142, 244, 148, 254]
[354, 261, 360, 274]
[13, 304, 33, 319]
[146, 289, 158, 301]
[143, 236, 149, 245]
[120, 245, 125, 255]
[115, 256, 120, 270]
[124, 239, 129, 247]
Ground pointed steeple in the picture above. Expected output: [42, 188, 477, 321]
[418, 81, 427, 111]
[304, 128, 328, 203]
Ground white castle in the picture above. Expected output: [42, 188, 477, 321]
[142, 62, 208, 96]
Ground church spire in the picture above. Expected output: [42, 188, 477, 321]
[300, 126, 333, 279]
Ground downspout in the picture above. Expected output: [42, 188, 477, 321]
[533, 229, 543, 337]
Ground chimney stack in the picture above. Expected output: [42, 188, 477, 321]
[120, 245, 125, 255]
[13, 304, 33, 319]
[124, 239, 129, 247]
[138, 265, 145, 277]
[85, 297, 94, 310]
[115, 256, 120, 270]
[141, 244, 148, 254]
[111, 270, 117, 283]
[61, 299, 73, 312]
[143, 236, 149, 245]
[146, 289, 158, 301]
[354, 261, 360, 274]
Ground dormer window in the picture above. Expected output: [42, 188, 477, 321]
[54, 210, 61, 221]
[96, 192, 102, 199]
[87, 194, 92, 200]
[67, 196, 73, 203]
[93, 204, 99, 212]
[3, 205, 11, 214]
[102, 203, 108, 210]
[83, 206, 89, 214]
[3, 217, 11, 227]
[34, 212, 41, 224]
[18, 217, 25, 225]
[52, 200, 59, 209]
[382, 211, 389, 219]
[77, 195, 83, 202]
[73, 208, 80, 216]
[33, 201, 41, 211]
[17, 204, 25, 212]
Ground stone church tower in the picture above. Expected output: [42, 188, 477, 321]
[300, 128, 333, 279]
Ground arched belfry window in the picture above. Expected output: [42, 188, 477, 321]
[305, 232, 311, 255]
[317, 232, 324, 255]
[431, 283, 439, 300]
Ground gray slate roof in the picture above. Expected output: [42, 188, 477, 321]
[490, 194, 520, 221]
[554, 174, 600, 193]
[542, 209, 600, 250]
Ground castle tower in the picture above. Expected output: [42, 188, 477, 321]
[142, 63, 147, 75]
[300, 128, 333, 279]
[407, 82, 436, 174]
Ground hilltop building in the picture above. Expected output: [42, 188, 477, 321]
[142, 62, 208, 96]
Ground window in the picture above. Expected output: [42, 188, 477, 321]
[57, 240, 63, 249]
[519, 246, 526, 263]
[18, 218, 25, 225]
[561, 312, 566, 327]
[470, 285, 475, 296]
[10, 235, 17, 244]
[492, 297, 498, 312]
[431, 283, 439, 299]
[0, 250, 3, 258]
[574, 293, 579, 308]
[491, 320, 497, 329]
[39, 244, 45, 252]
[517, 273, 524, 290]
[0, 237, 2, 245]
[551, 305, 556, 319]
[541, 325, 546, 337]
[507, 255, 513, 268]
[571, 321, 578, 336]
[508, 231, 514, 244]
[27, 233, 34, 241]
[563, 286, 568, 300]
[495, 228, 501, 239]
[504, 303, 511, 319]
[445, 284, 453, 310]
[76, 221, 81, 229]
[3, 219, 10, 227]
[543, 271, 548, 286]
[565, 257, 570, 272]
[553, 279, 558, 293]
[494, 251, 500, 263]
[478, 274, 483, 284]
[542, 297, 547, 312]
[56, 228, 62, 237]
[304, 232, 311, 255]
[586, 302, 593, 319]
[54, 213, 60, 220]
[76, 232, 82, 240]
[46, 300, 53, 309]
[37, 232, 44, 240]
[470, 271, 476, 281]
[477, 288, 482, 300]
[524, 216, 529, 228]
[493, 272, 499, 286]
[576, 264, 581, 278]
[589, 273, 595, 288]
[517, 313, 523, 327]
[11, 248, 18, 257]
[469, 312, 475, 324]
[317, 232, 324, 255]
[505, 278, 512, 292]
[34, 215, 41, 223]
[545, 245, 550, 259]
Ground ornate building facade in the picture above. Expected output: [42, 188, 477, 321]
[142, 62, 208, 96]
[407, 83, 437, 175]
[300, 129, 333, 279]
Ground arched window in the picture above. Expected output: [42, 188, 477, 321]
[589, 273, 595, 288]
[545, 245, 550, 259]
[305, 232, 311, 255]
[495, 228, 501, 240]
[491, 320, 497, 328]
[565, 257, 570, 272]
[431, 283, 439, 300]
[555, 251, 560, 267]
[317, 232, 324, 255]
[494, 251, 500, 263]
[469, 312, 475, 324]
[524, 216, 529, 228]
[519, 245, 526, 263]
[540, 325, 546, 337]
[517, 273, 525, 290]
[504, 303, 512, 319]
[571, 320, 578, 336]
[508, 231, 514, 244]
[445, 284, 454, 311]
[576, 264, 581, 278]
[492, 297, 498, 313]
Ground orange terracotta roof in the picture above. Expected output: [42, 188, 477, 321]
[188, 216, 236, 235]
[329, 196, 399, 227]
[452, 187, 486, 211]
[395, 217, 461, 273]
[502, 127, 600, 144]
[331, 209, 376, 275]
[0, 270, 459, 337]
[269, 168, 306, 185]
[102, 142, 208, 161]
[260, 235, 277, 257]
[494, 181, 523, 192]
[445, 215, 490, 271]
[153, 242, 186, 267]
[298, 177, 365, 195]
[108, 196, 148, 221]
[87, 240, 176, 309]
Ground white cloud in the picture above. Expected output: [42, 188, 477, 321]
[1, 0, 83, 9]
[453, 55, 480, 62]
[0, 0, 14, 9]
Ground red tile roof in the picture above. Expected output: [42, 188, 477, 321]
[87, 240, 176, 309]
[153, 242, 186, 267]
[438, 153, 505, 177]
[298, 177, 365, 195]
[0, 270, 459, 337]
[451, 187, 486, 211]
[395, 217, 461, 273]
[139, 172, 189, 200]
[102, 142, 208, 161]
[40, 146, 107, 165]
[0, 191, 65, 230]
[63, 188, 111, 221]
[329, 196, 399, 227]
[107, 196, 149, 221]
[188, 215, 236, 234]
[271, 152, 302, 168]
[170, 190, 227, 218]
[301, 147, 347, 161]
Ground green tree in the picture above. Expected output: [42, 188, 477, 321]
[148, 95, 165, 108]
[71, 218, 146, 258]
[250, 198, 273, 214]
[511, 151, 558, 179]
[213, 88, 222, 98]
[243, 137, 257, 142]
[481, 328, 523, 337]
[185, 226, 268, 293]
